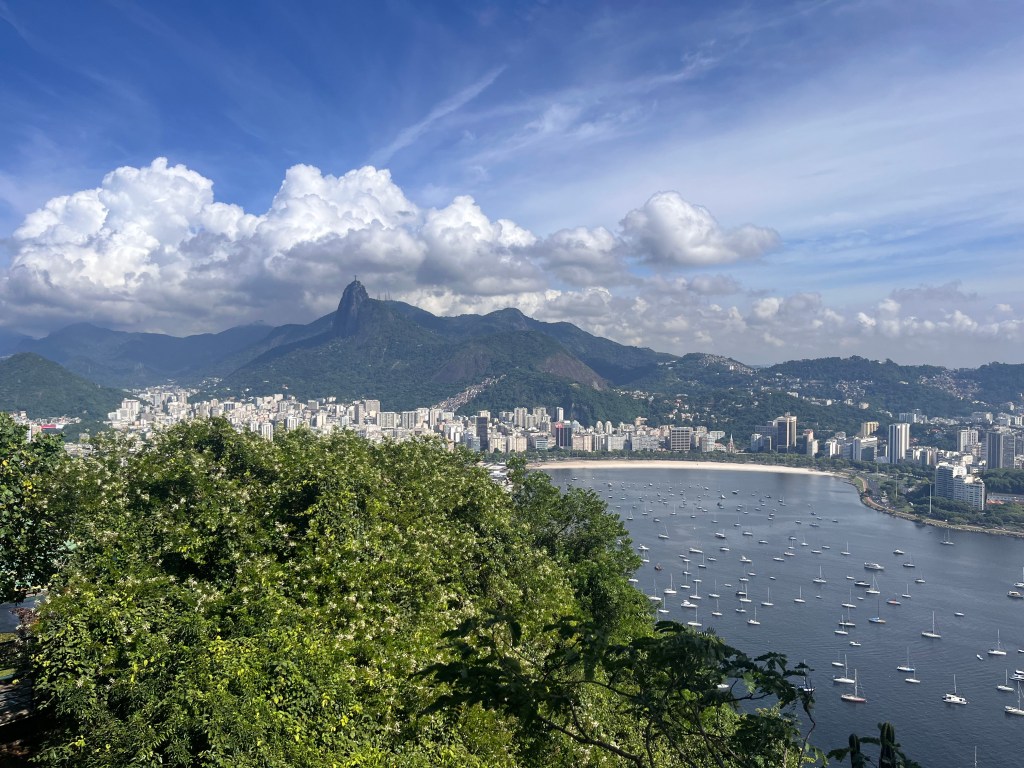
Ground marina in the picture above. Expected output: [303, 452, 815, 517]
[548, 464, 1024, 768]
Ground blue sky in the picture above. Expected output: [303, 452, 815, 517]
[1, 0, 1022, 366]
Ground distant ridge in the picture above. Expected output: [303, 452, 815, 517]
[0, 353, 126, 424]
[6, 280, 1023, 429]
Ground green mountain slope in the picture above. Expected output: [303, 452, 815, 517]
[0, 353, 126, 424]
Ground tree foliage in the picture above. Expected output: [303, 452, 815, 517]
[25, 422, 830, 766]
[0, 413, 70, 601]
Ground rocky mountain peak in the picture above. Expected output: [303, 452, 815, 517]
[332, 279, 370, 337]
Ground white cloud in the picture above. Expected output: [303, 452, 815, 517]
[620, 191, 780, 266]
[3, 158, 1023, 368]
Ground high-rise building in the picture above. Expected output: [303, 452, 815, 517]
[888, 423, 910, 463]
[553, 422, 573, 449]
[555, 407, 565, 422]
[934, 462, 966, 499]
[957, 428, 979, 453]
[668, 426, 692, 452]
[859, 421, 879, 438]
[475, 415, 490, 452]
[985, 429, 1016, 469]
[773, 414, 797, 451]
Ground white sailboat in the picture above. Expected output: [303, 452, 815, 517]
[663, 575, 677, 596]
[943, 674, 967, 705]
[833, 656, 855, 685]
[841, 541, 851, 556]
[1006, 681, 1024, 716]
[747, 606, 760, 626]
[988, 629, 1007, 657]
[897, 647, 915, 673]
[711, 599, 722, 618]
[794, 587, 805, 604]
[922, 611, 941, 639]
[813, 566, 827, 584]
[868, 598, 886, 624]
[998, 670, 1014, 693]
[761, 587, 773, 607]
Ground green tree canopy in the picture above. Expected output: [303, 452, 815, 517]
[0, 412, 70, 601]
[29, 420, 823, 766]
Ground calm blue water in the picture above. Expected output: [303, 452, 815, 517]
[545, 465, 1024, 768]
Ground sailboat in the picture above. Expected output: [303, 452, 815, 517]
[998, 670, 1015, 693]
[833, 656, 855, 684]
[813, 566, 827, 584]
[865, 576, 880, 595]
[708, 580, 720, 599]
[902, 583, 912, 599]
[902, 553, 915, 568]
[868, 598, 886, 624]
[663, 575, 677, 596]
[799, 662, 814, 694]
[988, 629, 1007, 657]
[897, 647, 915, 673]
[943, 674, 967, 705]
[842, 589, 857, 609]
[761, 587, 773, 607]
[840, 669, 866, 703]
[922, 611, 941, 639]
[711, 599, 723, 618]
[747, 606, 760, 626]
[834, 614, 849, 636]
[794, 587, 806, 604]
[686, 609, 702, 628]
[1015, 566, 1024, 589]
[1006, 681, 1024, 716]
[841, 541, 851, 556]
[832, 651, 845, 668]
[940, 527, 954, 546]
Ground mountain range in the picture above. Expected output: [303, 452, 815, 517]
[2, 280, 1022, 432]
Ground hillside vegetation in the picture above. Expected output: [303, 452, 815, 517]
[14, 419, 847, 767]
[0, 353, 125, 426]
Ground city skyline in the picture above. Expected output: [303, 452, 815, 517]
[2, 1, 1023, 367]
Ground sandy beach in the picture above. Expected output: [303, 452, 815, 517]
[529, 459, 837, 477]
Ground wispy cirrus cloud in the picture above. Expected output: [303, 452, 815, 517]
[369, 67, 505, 166]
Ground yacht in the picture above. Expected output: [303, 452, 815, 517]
[988, 630, 1008, 657]
[998, 670, 1015, 693]
[864, 562, 884, 571]
[1006, 682, 1024, 717]
[922, 611, 941, 639]
[840, 670, 866, 703]
[943, 675, 967, 705]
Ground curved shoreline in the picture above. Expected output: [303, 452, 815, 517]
[530, 458, 1024, 540]
[528, 458, 837, 477]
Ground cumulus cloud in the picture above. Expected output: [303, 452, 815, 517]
[3, 158, 784, 335]
[3, 158, 1023, 367]
[620, 191, 780, 266]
